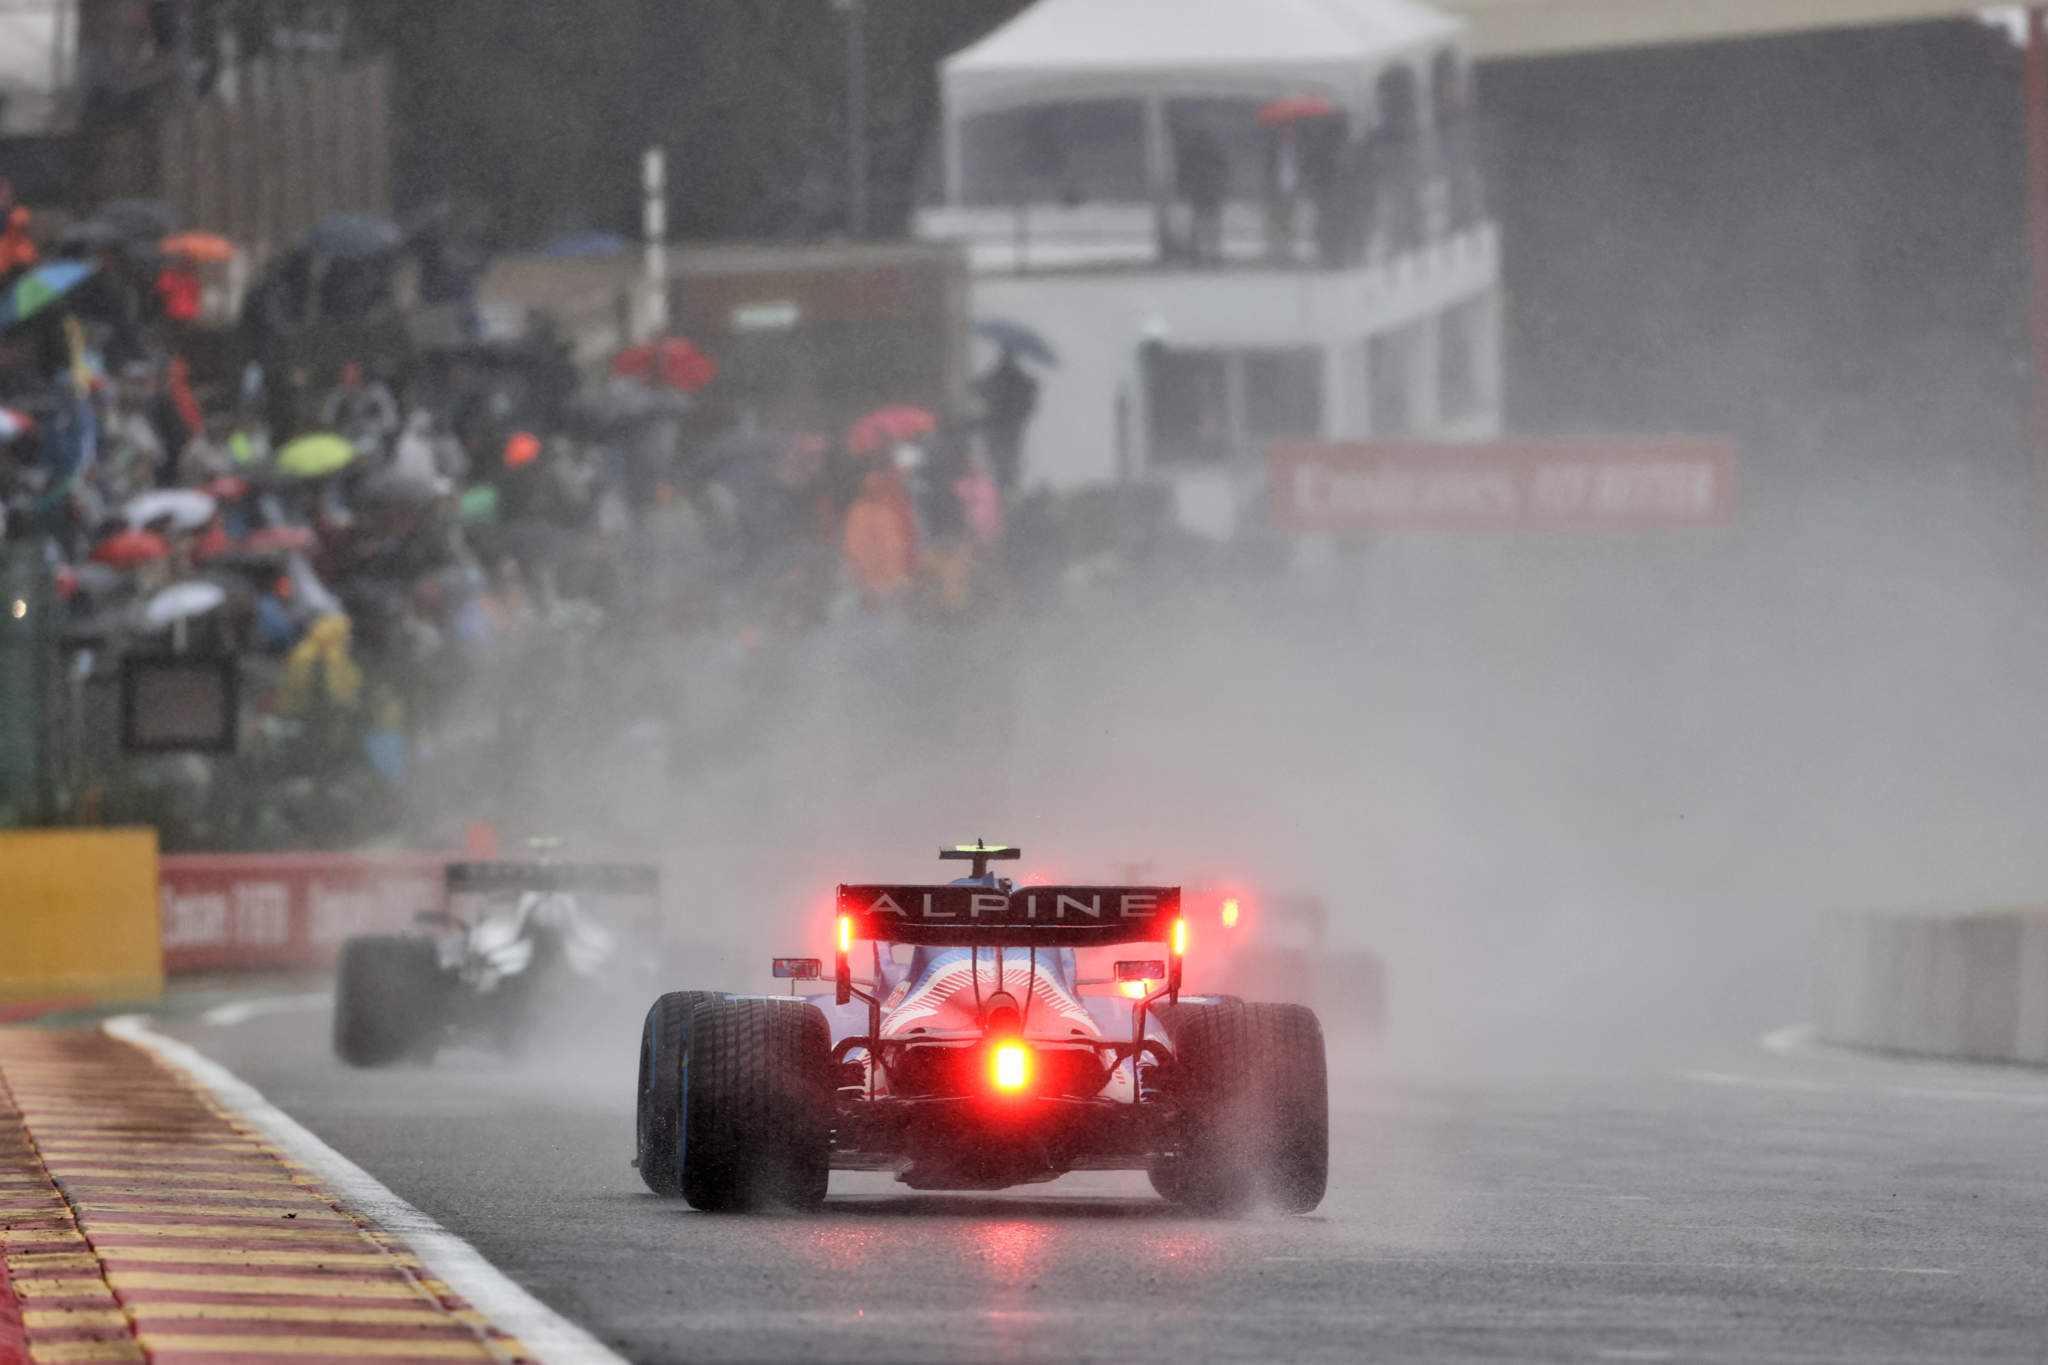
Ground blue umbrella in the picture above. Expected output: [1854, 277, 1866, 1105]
[974, 318, 1059, 367]
[304, 212, 402, 259]
[0, 261, 95, 330]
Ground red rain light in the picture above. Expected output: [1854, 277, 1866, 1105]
[837, 914, 853, 954]
[1221, 898, 1241, 929]
[1171, 918, 1188, 957]
[991, 1043, 1030, 1092]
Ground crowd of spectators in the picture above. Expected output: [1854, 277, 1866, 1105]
[0, 192, 1057, 848]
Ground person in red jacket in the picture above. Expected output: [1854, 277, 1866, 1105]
[0, 207, 39, 278]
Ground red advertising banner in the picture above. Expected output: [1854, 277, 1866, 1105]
[1269, 437, 1739, 532]
[159, 853, 451, 973]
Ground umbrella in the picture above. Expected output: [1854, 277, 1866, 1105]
[243, 525, 318, 554]
[303, 212, 402, 259]
[96, 198, 178, 240]
[0, 408, 33, 441]
[457, 485, 500, 525]
[91, 529, 170, 568]
[143, 580, 228, 629]
[1258, 96, 1339, 127]
[275, 432, 360, 480]
[161, 231, 235, 264]
[54, 219, 125, 257]
[0, 262, 95, 330]
[124, 488, 217, 533]
[503, 431, 542, 469]
[61, 606, 140, 647]
[66, 562, 127, 599]
[974, 318, 1060, 368]
[572, 380, 693, 430]
[612, 337, 719, 394]
[847, 404, 938, 456]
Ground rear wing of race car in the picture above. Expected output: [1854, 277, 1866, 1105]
[833, 882, 1186, 1009]
[835, 884, 1181, 949]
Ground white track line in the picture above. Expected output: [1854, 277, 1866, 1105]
[200, 992, 333, 1028]
[104, 1014, 631, 1365]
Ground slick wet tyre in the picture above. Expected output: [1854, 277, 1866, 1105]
[332, 936, 444, 1068]
[635, 990, 726, 1197]
[679, 997, 834, 1213]
[1151, 999, 1328, 1214]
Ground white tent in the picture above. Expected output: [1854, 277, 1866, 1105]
[943, 0, 1465, 117]
[0, 0, 75, 136]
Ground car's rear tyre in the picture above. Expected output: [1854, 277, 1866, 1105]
[333, 936, 444, 1068]
[678, 997, 833, 1213]
[635, 990, 726, 1196]
[1150, 999, 1328, 1214]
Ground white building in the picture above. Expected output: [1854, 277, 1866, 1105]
[916, 0, 1502, 535]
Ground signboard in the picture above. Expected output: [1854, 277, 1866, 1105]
[158, 853, 449, 973]
[1269, 438, 1738, 532]
[121, 655, 238, 754]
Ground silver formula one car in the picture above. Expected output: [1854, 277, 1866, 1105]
[334, 859, 658, 1067]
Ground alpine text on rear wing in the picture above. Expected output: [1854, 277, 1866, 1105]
[836, 884, 1183, 947]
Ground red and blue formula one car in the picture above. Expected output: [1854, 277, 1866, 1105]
[633, 844, 1328, 1214]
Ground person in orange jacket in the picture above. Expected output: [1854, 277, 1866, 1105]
[842, 468, 915, 605]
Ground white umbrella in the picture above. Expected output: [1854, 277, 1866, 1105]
[124, 489, 217, 533]
[143, 580, 227, 629]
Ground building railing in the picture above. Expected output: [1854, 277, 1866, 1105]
[919, 154, 1486, 278]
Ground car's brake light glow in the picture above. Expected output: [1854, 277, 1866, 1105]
[1221, 897, 1241, 929]
[1118, 979, 1154, 999]
[837, 914, 852, 954]
[992, 1043, 1030, 1091]
[1171, 917, 1187, 956]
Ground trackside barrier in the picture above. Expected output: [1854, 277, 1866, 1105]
[0, 829, 163, 1004]
[1817, 909, 2048, 1065]
[158, 852, 449, 974]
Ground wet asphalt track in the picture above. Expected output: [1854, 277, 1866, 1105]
[149, 1004, 2048, 1365]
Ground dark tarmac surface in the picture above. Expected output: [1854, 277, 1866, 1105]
[147, 1002, 2048, 1365]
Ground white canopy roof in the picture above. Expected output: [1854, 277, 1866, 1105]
[944, 0, 1465, 115]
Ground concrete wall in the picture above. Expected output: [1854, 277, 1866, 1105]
[1817, 909, 2048, 1065]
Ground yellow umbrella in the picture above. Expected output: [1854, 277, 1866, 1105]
[276, 432, 359, 479]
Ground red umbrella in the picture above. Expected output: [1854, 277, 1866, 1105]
[612, 337, 719, 394]
[503, 431, 542, 469]
[848, 405, 938, 456]
[1258, 96, 1338, 127]
[91, 529, 170, 568]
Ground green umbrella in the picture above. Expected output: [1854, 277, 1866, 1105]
[275, 432, 359, 479]
[0, 262, 94, 330]
[457, 484, 499, 525]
